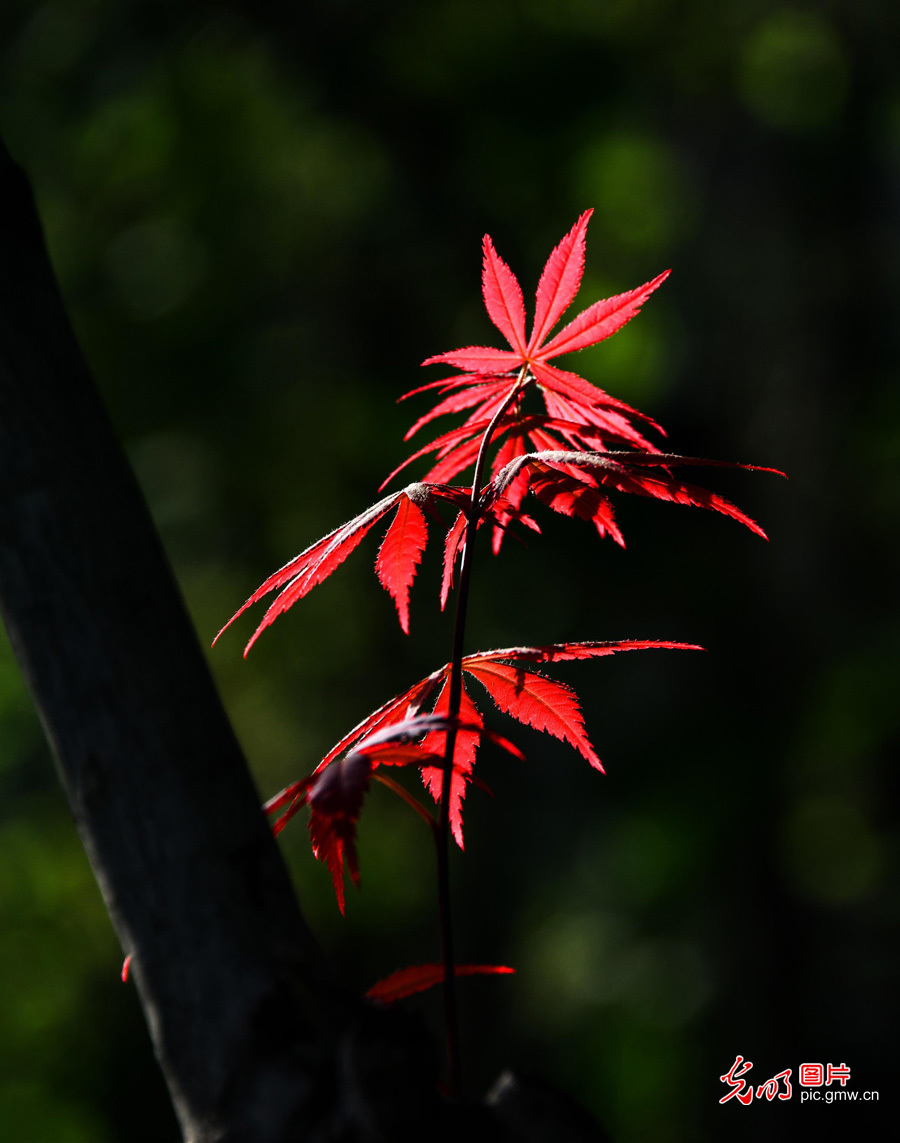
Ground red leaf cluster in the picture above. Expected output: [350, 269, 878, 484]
[215, 213, 780, 649]
[264, 716, 450, 912]
[263, 641, 699, 907]
[386, 209, 668, 498]
[213, 483, 468, 653]
[215, 211, 779, 932]
[367, 963, 514, 1004]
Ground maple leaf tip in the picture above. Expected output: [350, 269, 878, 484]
[242, 629, 264, 658]
[211, 615, 237, 649]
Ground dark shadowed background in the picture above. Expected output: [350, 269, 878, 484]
[1, 2, 897, 1140]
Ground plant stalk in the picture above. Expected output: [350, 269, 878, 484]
[436, 367, 529, 1099]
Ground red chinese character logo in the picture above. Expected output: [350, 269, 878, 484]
[799, 1062, 824, 1087]
[719, 1056, 754, 1105]
[826, 1062, 851, 1087]
[756, 1068, 792, 1102]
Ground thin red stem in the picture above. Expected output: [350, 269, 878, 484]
[435, 368, 529, 1099]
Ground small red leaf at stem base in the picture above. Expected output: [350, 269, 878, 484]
[367, 963, 515, 1004]
[121, 955, 132, 983]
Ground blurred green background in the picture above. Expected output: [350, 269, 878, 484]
[1, 1, 897, 1139]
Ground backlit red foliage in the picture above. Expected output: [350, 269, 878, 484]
[217, 210, 778, 1052]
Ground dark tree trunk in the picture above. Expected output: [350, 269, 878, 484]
[0, 139, 448, 1143]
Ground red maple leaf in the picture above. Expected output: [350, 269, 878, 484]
[437, 210, 669, 382]
[367, 963, 515, 1004]
[214, 218, 779, 649]
[462, 658, 603, 771]
[264, 639, 701, 905]
[385, 210, 669, 493]
[487, 449, 785, 543]
[419, 676, 484, 849]
[266, 716, 464, 912]
[213, 482, 470, 651]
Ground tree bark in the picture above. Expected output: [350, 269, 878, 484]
[0, 139, 444, 1143]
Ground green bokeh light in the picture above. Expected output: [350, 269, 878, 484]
[737, 11, 851, 133]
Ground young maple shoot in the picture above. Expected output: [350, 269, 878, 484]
[216, 210, 779, 1097]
